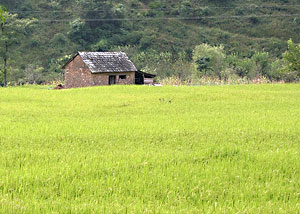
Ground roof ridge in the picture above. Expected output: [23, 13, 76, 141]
[79, 51, 125, 54]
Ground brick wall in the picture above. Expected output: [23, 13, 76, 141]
[92, 72, 135, 86]
[65, 55, 93, 88]
[65, 55, 135, 88]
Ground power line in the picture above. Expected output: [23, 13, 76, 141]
[9, 4, 300, 13]
[35, 14, 300, 22]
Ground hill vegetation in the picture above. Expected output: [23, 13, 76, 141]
[1, 0, 300, 85]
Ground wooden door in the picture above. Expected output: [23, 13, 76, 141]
[109, 75, 116, 85]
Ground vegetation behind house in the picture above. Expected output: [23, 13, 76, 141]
[1, 0, 300, 85]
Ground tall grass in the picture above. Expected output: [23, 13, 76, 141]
[0, 84, 299, 213]
[159, 76, 285, 86]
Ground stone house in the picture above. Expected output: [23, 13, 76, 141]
[63, 52, 155, 88]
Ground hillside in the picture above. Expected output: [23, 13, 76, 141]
[1, 0, 300, 83]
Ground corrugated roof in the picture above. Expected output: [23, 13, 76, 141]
[78, 52, 138, 73]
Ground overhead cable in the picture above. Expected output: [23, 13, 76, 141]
[10, 4, 300, 13]
[35, 14, 300, 22]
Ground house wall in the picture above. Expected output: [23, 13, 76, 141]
[65, 55, 93, 88]
[144, 78, 154, 85]
[65, 55, 135, 88]
[92, 72, 135, 86]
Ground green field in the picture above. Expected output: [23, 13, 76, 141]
[0, 84, 300, 213]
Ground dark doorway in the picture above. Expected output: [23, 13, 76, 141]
[109, 75, 116, 85]
[135, 72, 144, 84]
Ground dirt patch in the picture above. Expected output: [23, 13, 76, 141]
[54, 84, 65, 90]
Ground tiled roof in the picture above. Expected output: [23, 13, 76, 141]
[78, 52, 137, 73]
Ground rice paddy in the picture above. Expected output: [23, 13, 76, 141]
[0, 84, 299, 213]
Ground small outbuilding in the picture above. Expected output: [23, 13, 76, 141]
[63, 52, 156, 88]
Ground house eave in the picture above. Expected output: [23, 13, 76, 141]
[137, 70, 156, 78]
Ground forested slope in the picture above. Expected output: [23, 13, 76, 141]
[1, 0, 300, 84]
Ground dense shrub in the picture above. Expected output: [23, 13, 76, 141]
[283, 39, 300, 78]
[192, 44, 226, 80]
[190, 42, 300, 83]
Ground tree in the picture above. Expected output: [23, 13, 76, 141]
[283, 39, 300, 78]
[0, 5, 7, 86]
[0, 7, 35, 86]
[69, 0, 126, 46]
[192, 44, 226, 79]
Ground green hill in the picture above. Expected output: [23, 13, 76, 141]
[1, 0, 300, 83]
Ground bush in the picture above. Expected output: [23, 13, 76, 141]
[283, 39, 300, 78]
[268, 59, 284, 81]
[282, 71, 299, 83]
[237, 58, 257, 79]
[23, 65, 44, 84]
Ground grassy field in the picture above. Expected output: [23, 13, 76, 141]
[0, 84, 300, 213]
